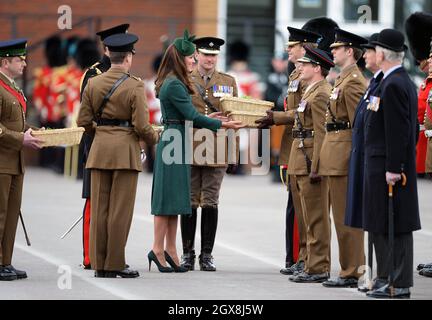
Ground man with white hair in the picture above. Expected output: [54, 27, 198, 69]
[363, 29, 421, 299]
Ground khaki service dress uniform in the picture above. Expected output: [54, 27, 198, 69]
[319, 63, 367, 279]
[78, 66, 158, 272]
[287, 79, 332, 275]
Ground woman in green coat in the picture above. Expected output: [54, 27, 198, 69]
[149, 30, 244, 272]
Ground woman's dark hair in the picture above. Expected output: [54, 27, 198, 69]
[155, 44, 194, 95]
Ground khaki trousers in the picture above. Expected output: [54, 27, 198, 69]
[296, 175, 330, 274]
[90, 169, 138, 271]
[0, 174, 23, 265]
[324, 176, 365, 278]
[191, 166, 226, 209]
[289, 175, 307, 263]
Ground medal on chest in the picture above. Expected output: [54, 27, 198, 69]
[297, 100, 307, 113]
[288, 80, 300, 93]
[212, 85, 233, 98]
[367, 96, 381, 112]
[330, 87, 340, 100]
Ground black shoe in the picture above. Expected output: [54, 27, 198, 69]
[199, 253, 216, 271]
[164, 251, 188, 273]
[417, 262, 432, 271]
[289, 272, 329, 283]
[94, 270, 106, 278]
[292, 261, 305, 275]
[358, 278, 388, 292]
[420, 267, 432, 277]
[180, 252, 196, 271]
[0, 265, 17, 281]
[366, 284, 411, 299]
[83, 264, 92, 270]
[5, 265, 27, 279]
[280, 262, 295, 275]
[322, 277, 358, 288]
[104, 268, 140, 278]
[148, 250, 174, 273]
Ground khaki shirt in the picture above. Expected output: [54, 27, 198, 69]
[77, 67, 158, 171]
[273, 68, 306, 165]
[0, 72, 29, 175]
[190, 68, 238, 167]
[287, 79, 331, 175]
[319, 64, 367, 176]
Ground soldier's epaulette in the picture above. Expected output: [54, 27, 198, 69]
[87, 62, 102, 75]
[218, 71, 236, 81]
[130, 75, 142, 81]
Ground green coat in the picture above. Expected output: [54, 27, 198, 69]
[151, 77, 221, 215]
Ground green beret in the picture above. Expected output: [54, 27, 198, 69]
[174, 29, 196, 56]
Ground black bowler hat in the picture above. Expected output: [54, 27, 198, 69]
[330, 28, 368, 49]
[0, 38, 27, 58]
[287, 27, 322, 46]
[103, 33, 138, 54]
[297, 46, 335, 71]
[193, 37, 225, 54]
[96, 24, 129, 41]
[361, 33, 380, 50]
[405, 12, 432, 62]
[371, 29, 408, 53]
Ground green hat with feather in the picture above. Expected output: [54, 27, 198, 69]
[173, 29, 196, 56]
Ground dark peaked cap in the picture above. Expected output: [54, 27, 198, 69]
[103, 33, 138, 54]
[287, 27, 321, 46]
[194, 37, 225, 54]
[0, 38, 27, 57]
[96, 24, 129, 41]
[297, 46, 335, 70]
[405, 12, 432, 62]
[302, 17, 339, 52]
[330, 28, 367, 49]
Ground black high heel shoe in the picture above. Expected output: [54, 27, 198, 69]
[164, 251, 188, 273]
[148, 250, 174, 273]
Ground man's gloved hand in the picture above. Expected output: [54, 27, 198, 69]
[255, 110, 274, 129]
[309, 172, 322, 184]
[226, 164, 238, 174]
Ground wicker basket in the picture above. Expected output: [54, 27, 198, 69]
[32, 127, 85, 147]
[220, 97, 274, 128]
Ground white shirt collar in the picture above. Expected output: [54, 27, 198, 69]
[374, 70, 383, 78]
[383, 65, 402, 79]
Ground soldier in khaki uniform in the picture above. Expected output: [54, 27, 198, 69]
[79, 23, 129, 270]
[180, 37, 238, 271]
[287, 47, 334, 283]
[256, 27, 321, 275]
[319, 29, 368, 288]
[77, 33, 158, 278]
[0, 39, 42, 281]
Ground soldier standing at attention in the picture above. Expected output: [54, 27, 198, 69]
[180, 37, 238, 271]
[286, 47, 334, 284]
[77, 33, 159, 278]
[0, 39, 42, 281]
[256, 27, 321, 276]
[320, 29, 368, 288]
[78, 24, 129, 270]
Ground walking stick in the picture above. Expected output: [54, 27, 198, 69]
[60, 215, 83, 239]
[19, 210, 31, 246]
[387, 173, 407, 297]
[367, 232, 373, 290]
